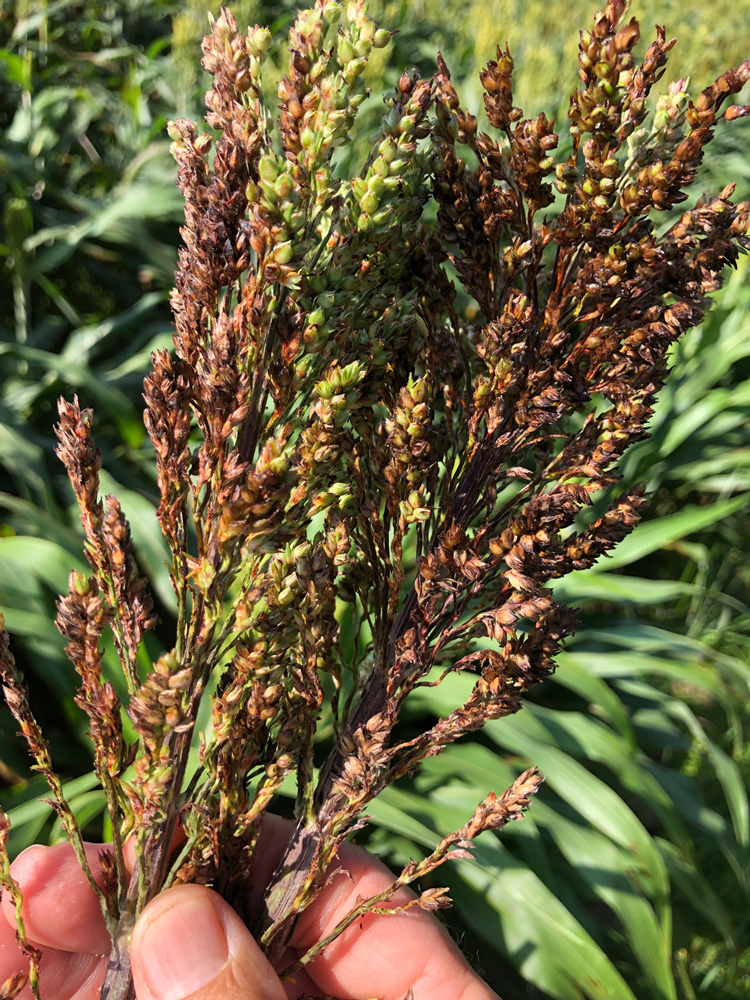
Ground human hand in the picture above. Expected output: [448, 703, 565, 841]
[0, 816, 499, 1000]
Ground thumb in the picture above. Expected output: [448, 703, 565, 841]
[131, 884, 287, 1000]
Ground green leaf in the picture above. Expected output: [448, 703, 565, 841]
[0, 48, 32, 91]
[567, 648, 739, 724]
[27, 182, 184, 275]
[60, 291, 167, 366]
[4, 772, 100, 857]
[491, 723, 670, 907]
[371, 785, 639, 1000]
[0, 495, 82, 555]
[0, 343, 141, 441]
[415, 744, 676, 998]
[657, 839, 736, 950]
[414, 675, 669, 907]
[551, 654, 635, 740]
[0, 410, 50, 504]
[555, 573, 698, 606]
[537, 808, 676, 1000]
[49, 790, 107, 843]
[0, 536, 85, 595]
[665, 700, 749, 848]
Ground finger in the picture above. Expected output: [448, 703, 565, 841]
[274, 949, 317, 1000]
[132, 884, 287, 1000]
[0, 906, 105, 1000]
[244, 815, 293, 918]
[1, 827, 188, 959]
[0, 817, 286, 960]
[35, 952, 106, 1000]
[122, 828, 186, 876]
[2, 843, 112, 956]
[0, 911, 30, 994]
[287, 841, 499, 1000]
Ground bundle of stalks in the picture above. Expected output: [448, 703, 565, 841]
[1, 2, 748, 997]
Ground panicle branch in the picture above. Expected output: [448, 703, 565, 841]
[55, 398, 156, 689]
[0, 626, 114, 933]
[0, 808, 38, 999]
[284, 768, 543, 977]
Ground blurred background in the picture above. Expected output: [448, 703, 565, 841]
[1, 1, 749, 996]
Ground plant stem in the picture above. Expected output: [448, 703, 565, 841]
[99, 909, 136, 1000]
[99, 722, 196, 999]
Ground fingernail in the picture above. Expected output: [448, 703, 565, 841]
[138, 888, 229, 1000]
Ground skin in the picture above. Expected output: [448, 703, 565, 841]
[0, 817, 500, 1000]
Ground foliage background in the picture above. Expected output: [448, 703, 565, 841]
[1, 0, 749, 996]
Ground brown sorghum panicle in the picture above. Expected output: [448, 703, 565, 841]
[0, 3, 748, 998]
